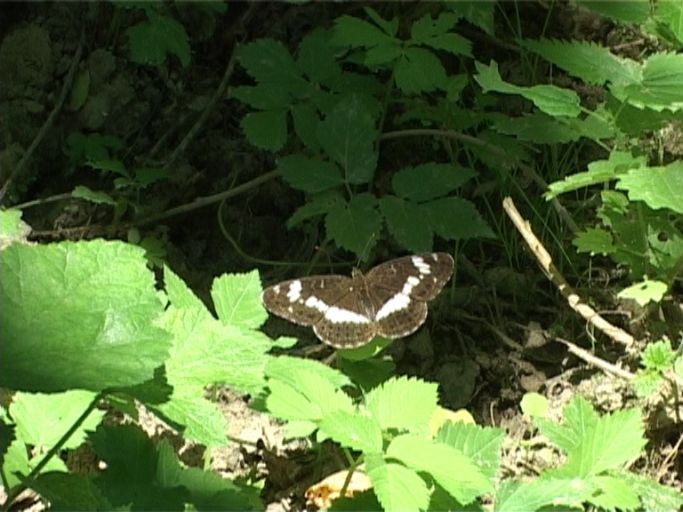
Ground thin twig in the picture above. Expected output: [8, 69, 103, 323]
[503, 196, 635, 348]
[134, 169, 279, 227]
[554, 336, 635, 380]
[0, 31, 85, 205]
[382, 128, 580, 233]
[165, 45, 239, 168]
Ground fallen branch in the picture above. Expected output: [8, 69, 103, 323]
[503, 196, 635, 348]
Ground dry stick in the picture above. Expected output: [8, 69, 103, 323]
[382, 128, 580, 234]
[502, 196, 635, 348]
[0, 31, 85, 204]
[554, 336, 635, 380]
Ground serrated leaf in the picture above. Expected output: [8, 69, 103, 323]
[476, 60, 581, 117]
[495, 478, 594, 512]
[655, 0, 683, 45]
[319, 410, 382, 453]
[317, 94, 378, 184]
[164, 266, 211, 314]
[365, 453, 429, 512]
[237, 39, 307, 90]
[641, 339, 676, 370]
[435, 421, 505, 482]
[521, 39, 637, 86]
[297, 29, 341, 84]
[278, 154, 345, 193]
[546, 150, 646, 198]
[211, 270, 267, 330]
[618, 471, 683, 511]
[387, 434, 492, 504]
[589, 475, 641, 511]
[363, 7, 399, 37]
[410, 13, 472, 57]
[380, 196, 433, 253]
[392, 163, 476, 201]
[617, 279, 668, 306]
[0, 208, 31, 243]
[578, 0, 651, 23]
[154, 386, 228, 447]
[65, 132, 124, 164]
[32, 472, 111, 510]
[0, 240, 171, 392]
[365, 376, 438, 434]
[11, 390, 104, 450]
[616, 161, 683, 214]
[573, 228, 615, 255]
[618, 53, 683, 111]
[266, 379, 320, 422]
[395, 47, 447, 94]
[365, 41, 403, 66]
[231, 84, 291, 110]
[421, 197, 494, 240]
[242, 110, 287, 151]
[325, 193, 382, 259]
[493, 110, 614, 144]
[127, 11, 190, 67]
[291, 104, 322, 151]
[266, 355, 352, 389]
[447, 2, 495, 36]
[287, 190, 344, 228]
[332, 15, 397, 48]
[72, 185, 116, 205]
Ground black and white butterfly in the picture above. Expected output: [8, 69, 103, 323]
[261, 253, 454, 348]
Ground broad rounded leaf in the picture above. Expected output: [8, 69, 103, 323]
[365, 453, 429, 512]
[395, 47, 447, 94]
[392, 163, 476, 202]
[242, 110, 287, 151]
[380, 196, 433, 253]
[421, 197, 494, 240]
[127, 11, 190, 67]
[211, 270, 267, 330]
[616, 162, 683, 214]
[319, 410, 383, 453]
[0, 240, 171, 392]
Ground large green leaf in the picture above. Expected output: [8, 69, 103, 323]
[0, 240, 171, 392]
[421, 197, 494, 240]
[325, 193, 382, 258]
[616, 161, 683, 214]
[392, 163, 476, 201]
[395, 47, 447, 94]
[365, 376, 438, 434]
[211, 270, 267, 330]
[277, 154, 344, 193]
[127, 11, 190, 67]
[380, 196, 433, 253]
[365, 453, 429, 512]
[241, 110, 287, 151]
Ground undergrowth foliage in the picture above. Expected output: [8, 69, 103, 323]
[1, 226, 681, 510]
[3, 0, 683, 510]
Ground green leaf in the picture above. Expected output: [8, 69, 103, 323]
[546, 150, 646, 198]
[434, 422, 505, 482]
[655, 0, 683, 45]
[237, 39, 307, 90]
[380, 196, 433, 253]
[421, 197, 494, 240]
[241, 110, 288, 151]
[365, 453, 430, 512]
[90, 425, 188, 509]
[520, 392, 549, 418]
[317, 94, 378, 184]
[67, 68, 90, 111]
[495, 478, 593, 511]
[296, 29, 341, 84]
[392, 163, 476, 201]
[332, 15, 398, 48]
[394, 47, 447, 94]
[617, 53, 683, 111]
[127, 11, 191, 67]
[266, 379, 320, 422]
[387, 434, 492, 504]
[318, 410, 383, 453]
[493, 110, 614, 144]
[3, 438, 31, 488]
[72, 185, 116, 205]
[338, 357, 395, 391]
[475, 60, 581, 117]
[573, 228, 615, 255]
[230, 84, 291, 110]
[365, 376, 438, 434]
[578, 0, 651, 23]
[325, 193, 382, 259]
[0, 208, 31, 243]
[164, 265, 210, 313]
[589, 475, 641, 511]
[363, 7, 399, 37]
[211, 270, 267, 330]
[154, 386, 228, 447]
[617, 161, 683, 214]
[287, 190, 344, 228]
[410, 13, 472, 57]
[447, 1, 495, 36]
[266, 355, 352, 389]
[278, 154, 345, 193]
[640, 339, 676, 370]
[11, 390, 104, 450]
[291, 104, 322, 152]
[64, 132, 124, 164]
[619, 471, 683, 511]
[32, 472, 111, 510]
[617, 279, 668, 306]
[0, 240, 171, 392]
[520, 39, 637, 86]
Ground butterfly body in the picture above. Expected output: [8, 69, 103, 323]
[262, 253, 454, 348]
